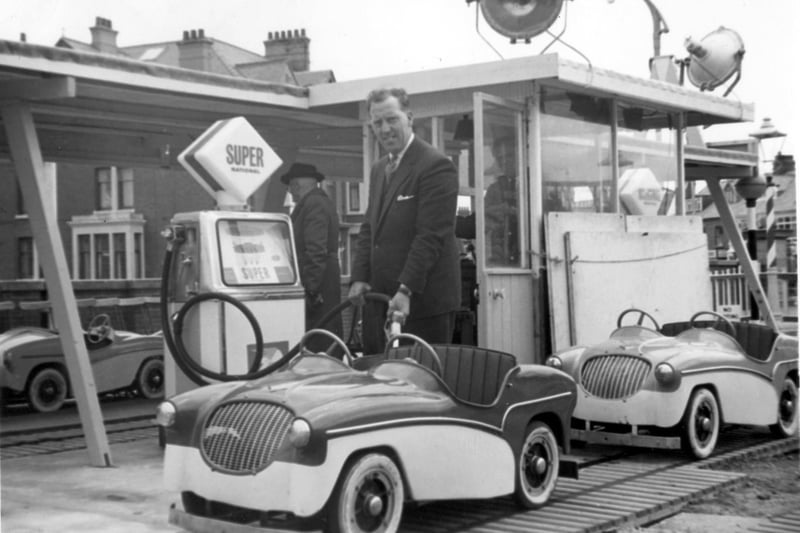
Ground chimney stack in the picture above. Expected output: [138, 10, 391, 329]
[177, 28, 213, 72]
[263, 28, 309, 72]
[90, 17, 118, 54]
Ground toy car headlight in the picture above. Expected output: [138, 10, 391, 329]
[155, 401, 176, 427]
[288, 419, 311, 448]
[654, 363, 679, 386]
[545, 356, 562, 370]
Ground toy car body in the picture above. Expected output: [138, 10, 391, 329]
[546, 309, 798, 459]
[0, 313, 164, 412]
[159, 341, 577, 532]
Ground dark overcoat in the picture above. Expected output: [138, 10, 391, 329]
[291, 187, 342, 336]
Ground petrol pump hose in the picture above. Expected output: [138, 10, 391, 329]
[161, 243, 390, 386]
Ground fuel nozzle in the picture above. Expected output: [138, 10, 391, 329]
[389, 311, 405, 336]
[160, 225, 186, 250]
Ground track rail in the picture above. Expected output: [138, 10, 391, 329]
[2, 418, 797, 532]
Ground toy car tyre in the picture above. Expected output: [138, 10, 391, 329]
[27, 366, 68, 413]
[327, 453, 404, 533]
[769, 377, 798, 438]
[515, 421, 559, 508]
[135, 357, 164, 399]
[682, 387, 719, 459]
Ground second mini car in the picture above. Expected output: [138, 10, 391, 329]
[546, 309, 798, 459]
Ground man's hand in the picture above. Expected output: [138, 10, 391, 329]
[348, 281, 371, 306]
[387, 291, 410, 322]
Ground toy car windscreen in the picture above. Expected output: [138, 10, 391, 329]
[217, 219, 297, 286]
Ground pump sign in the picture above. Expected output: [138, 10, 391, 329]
[619, 167, 665, 216]
[178, 116, 282, 205]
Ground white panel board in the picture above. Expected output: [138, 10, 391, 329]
[566, 231, 712, 346]
[625, 215, 705, 233]
[545, 212, 624, 352]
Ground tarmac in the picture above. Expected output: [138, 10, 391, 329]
[1, 397, 794, 533]
[1, 398, 181, 533]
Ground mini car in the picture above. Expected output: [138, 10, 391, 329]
[545, 309, 799, 459]
[158, 330, 577, 532]
[0, 313, 164, 412]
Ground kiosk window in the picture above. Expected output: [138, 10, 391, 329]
[217, 220, 297, 286]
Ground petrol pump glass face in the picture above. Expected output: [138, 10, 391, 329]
[217, 220, 297, 286]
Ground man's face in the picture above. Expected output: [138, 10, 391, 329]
[369, 96, 413, 156]
[288, 176, 317, 203]
[493, 140, 517, 177]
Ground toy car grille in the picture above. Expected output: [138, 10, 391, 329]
[581, 355, 651, 399]
[201, 401, 293, 473]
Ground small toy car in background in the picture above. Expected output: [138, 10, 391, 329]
[0, 313, 164, 412]
[546, 308, 798, 459]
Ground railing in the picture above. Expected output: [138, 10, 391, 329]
[710, 266, 797, 320]
[0, 296, 162, 333]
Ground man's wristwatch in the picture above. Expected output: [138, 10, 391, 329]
[397, 284, 412, 297]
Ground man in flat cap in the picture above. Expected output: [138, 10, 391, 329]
[282, 163, 342, 350]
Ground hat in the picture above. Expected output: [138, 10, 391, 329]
[280, 162, 325, 185]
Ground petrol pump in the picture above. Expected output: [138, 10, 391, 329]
[161, 116, 306, 395]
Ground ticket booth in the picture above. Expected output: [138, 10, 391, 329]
[310, 53, 756, 363]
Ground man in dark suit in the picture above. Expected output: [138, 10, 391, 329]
[282, 163, 342, 349]
[349, 88, 461, 354]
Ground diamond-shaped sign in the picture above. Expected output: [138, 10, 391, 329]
[619, 167, 665, 216]
[179, 117, 282, 205]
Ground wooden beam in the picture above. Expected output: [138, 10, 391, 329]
[0, 76, 75, 102]
[1, 102, 113, 466]
[706, 179, 776, 329]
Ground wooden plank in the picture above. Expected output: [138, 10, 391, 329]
[1, 102, 111, 467]
[0, 76, 75, 102]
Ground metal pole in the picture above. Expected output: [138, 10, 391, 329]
[745, 199, 759, 320]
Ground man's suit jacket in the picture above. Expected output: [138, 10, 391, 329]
[351, 137, 461, 319]
[291, 187, 342, 332]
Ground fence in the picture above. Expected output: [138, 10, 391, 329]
[710, 266, 797, 320]
[0, 296, 162, 334]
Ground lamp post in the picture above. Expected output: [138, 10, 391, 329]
[747, 117, 787, 320]
[734, 174, 767, 319]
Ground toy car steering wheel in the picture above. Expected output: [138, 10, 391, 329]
[384, 332, 444, 378]
[689, 311, 737, 338]
[86, 313, 112, 344]
[297, 328, 354, 366]
[616, 308, 660, 331]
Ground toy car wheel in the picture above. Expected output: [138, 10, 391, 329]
[769, 377, 798, 438]
[515, 421, 559, 508]
[327, 453, 404, 533]
[27, 366, 68, 413]
[135, 358, 164, 399]
[681, 387, 719, 459]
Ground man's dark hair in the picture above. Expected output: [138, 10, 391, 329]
[366, 88, 410, 111]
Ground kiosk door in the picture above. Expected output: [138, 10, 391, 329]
[473, 93, 535, 361]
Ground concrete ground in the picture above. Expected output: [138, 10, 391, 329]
[1, 436, 180, 533]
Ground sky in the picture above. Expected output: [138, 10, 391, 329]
[1, 0, 797, 158]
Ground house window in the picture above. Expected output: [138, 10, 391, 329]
[18, 237, 34, 279]
[96, 168, 113, 210]
[113, 233, 127, 278]
[134, 233, 143, 278]
[70, 210, 145, 280]
[119, 168, 134, 209]
[96, 167, 134, 211]
[78, 234, 91, 279]
[16, 184, 26, 216]
[95, 234, 110, 279]
[777, 215, 796, 231]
